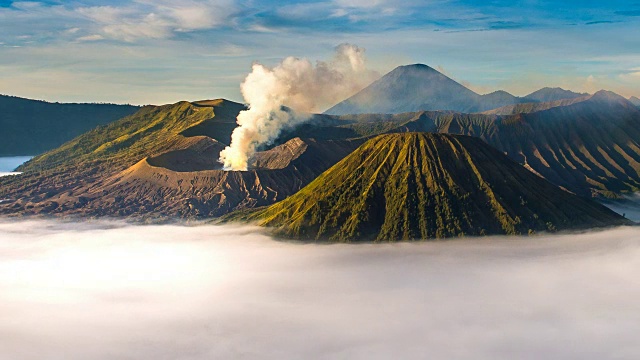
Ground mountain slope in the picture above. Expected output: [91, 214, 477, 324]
[630, 96, 640, 107]
[324, 64, 526, 115]
[481, 96, 588, 115]
[524, 87, 589, 102]
[57, 137, 362, 218]
[292, 91, 640, 198]
[0, 99, 363, 218]
[234, 133, 629, 242]
[0, 94, 139, 156]
[0, 99, 244, 216]
[16, 98, 244, 173]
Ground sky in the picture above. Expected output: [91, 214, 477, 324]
[0, 0, 639, 105]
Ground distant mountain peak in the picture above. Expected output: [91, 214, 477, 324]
[386, 63, 452, 79]
[525, 87, 589, 102]
[397, 63, 435, 70]
[629, 96, 640, 106]
[324, 63, 524, 115]
[590, 90, 630, 102]
[486, 90, 512, 95]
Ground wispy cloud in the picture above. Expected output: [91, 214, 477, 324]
[1, 0, 239, 43]
[0, 0, 639, 103]
[79, 0, 240, 42]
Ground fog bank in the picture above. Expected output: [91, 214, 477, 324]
[0, 219, 639, 359]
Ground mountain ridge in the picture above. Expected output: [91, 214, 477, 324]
[524, 87, 589, 103]
[0, 94, 139, 156]
[324, 65, 600, 116]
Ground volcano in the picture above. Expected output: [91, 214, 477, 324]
[324, 64, 526, 115]
[233, 133, 630, 242]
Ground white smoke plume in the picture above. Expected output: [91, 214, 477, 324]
[219, 44, 378, 170]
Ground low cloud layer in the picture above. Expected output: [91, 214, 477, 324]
[0, 219, 639, 359]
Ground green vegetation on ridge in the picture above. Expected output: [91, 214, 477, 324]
[0, 99, 245, 215]
[17, 99, 243, 172]
[234, 133, 630, 242]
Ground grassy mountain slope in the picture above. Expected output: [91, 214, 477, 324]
[0, 99, 244, 215]
[235, 133, 629, 242]
[17, 99, 243, 172]
[0, 99, 363, 218]
[0, 94, 139, 156]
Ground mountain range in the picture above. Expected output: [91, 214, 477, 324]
[1, 64, 640, 239]
[0, 94, 139, 156]
[324, 64, 590, 115]
[299, 90, 640, 198]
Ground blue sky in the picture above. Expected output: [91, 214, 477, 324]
[0, 0, 639, 105]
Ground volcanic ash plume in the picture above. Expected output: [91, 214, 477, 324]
[219, 44, 377, 170]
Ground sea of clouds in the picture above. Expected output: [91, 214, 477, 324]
[0, 219, 639, 359]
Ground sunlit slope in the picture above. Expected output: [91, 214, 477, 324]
[0, 98, 362, 218]
[0, 99, 244, 215]
[18, 99, 244, 172]
[237, 133, 630, 242]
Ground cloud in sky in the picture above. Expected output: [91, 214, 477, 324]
[0, 0, 638, 104]
[1, 219, 640, 359]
